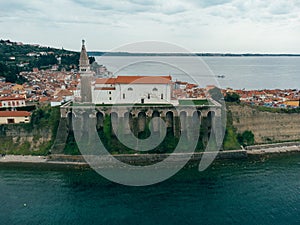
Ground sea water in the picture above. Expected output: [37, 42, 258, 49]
[0, 154, 299, 225]
[96, 56, 300, 90]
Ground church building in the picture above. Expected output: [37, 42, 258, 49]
[92, 75, 172, 104]
[79, 41, 173, 104]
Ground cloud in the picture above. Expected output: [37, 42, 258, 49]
[127, 0, 157, 6]
[1, 0, 300, 53]
[72, 0, 188, 15]
[190, 0, 233, 8]
[0, 1, 34, 18]
[268, 1, 295, 15]
[72, 0, 153, 13]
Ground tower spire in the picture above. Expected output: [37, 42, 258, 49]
[79, 39, 90, 71]
[79, 40, 93, 103]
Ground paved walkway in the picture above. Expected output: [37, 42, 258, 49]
[0, 155, 47, 163]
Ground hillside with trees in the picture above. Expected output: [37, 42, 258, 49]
[0, 39, 80, 83]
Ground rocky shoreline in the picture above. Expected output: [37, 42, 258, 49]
[0, 142, 299, 166]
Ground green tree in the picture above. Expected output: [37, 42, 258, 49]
[89, 56, 95, 64]
[238, 130, 255, 146]
[224, 92, 240, 103]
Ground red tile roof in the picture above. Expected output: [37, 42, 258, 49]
[95, 76, 172, 85]
[94, 87, 116, 90]
[95, 78, 116, 84]
[55, 89, 73, 97]
[39, 97, 50, 102]
[116, 76, 172, 84]
[0, 97, 26, 101]
[0, 111, 31, 117]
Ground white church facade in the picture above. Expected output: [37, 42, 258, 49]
[92, 76, 173, 104]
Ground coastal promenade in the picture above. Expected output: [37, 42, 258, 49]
[246, 142, 300, 155]
[0, 155, 47, 163]
[0, 142, 299, 165]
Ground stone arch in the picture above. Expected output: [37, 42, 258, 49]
[190, 111, 201, 135]
[179, 111, 187, 118]
[193, 110, 201, 123]
[166, 111, 174, 128]
[179, 111, 187, 131]
[197, 110, 202, 118]
[67, 112, 76, 131]
[124, 111, 132, 118]
[151, 111, 160, 132]
[110, 112, 118, 135]
[96, 111, 104, 130]
[207, 111, 215, 138]
[110, 112, 118, 118]
[124, 112, 133, 133]
[207, 111, 215, 121]
[152, 111, 160, 118]
[138, 111, 146, 132]
[79, 111, 90, 140]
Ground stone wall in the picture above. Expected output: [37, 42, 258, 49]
[229, 104, 300, 143]
[0, 125, 52, 154]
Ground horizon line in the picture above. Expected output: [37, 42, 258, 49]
[87, 51, 300, 56]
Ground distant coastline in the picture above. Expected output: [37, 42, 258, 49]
[88, 52, 300, 57]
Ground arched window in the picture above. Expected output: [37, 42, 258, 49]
[153, 88, 158, 91]
[128, 87, 133, 91]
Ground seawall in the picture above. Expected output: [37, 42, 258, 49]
[0, 125, 52, 155]
[1, 146, 300, 166]
[47, 150, 248, 165]
[228, 104, 300, 143]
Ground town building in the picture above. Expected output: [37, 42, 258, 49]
[0, 97, 26, 108]
[284, 99, 300, 107]
[0, 111, 30, 124]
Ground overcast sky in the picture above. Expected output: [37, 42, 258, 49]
[1, 0, 300, 53]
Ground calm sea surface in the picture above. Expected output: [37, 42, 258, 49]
[96, 56, 300, 90]
[0, 154, 299, 225]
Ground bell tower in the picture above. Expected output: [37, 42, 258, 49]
[79, 40, 93, 103]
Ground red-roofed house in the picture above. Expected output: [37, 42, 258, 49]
[0, 97, 26, 108]
[0, 111, 30, 124]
